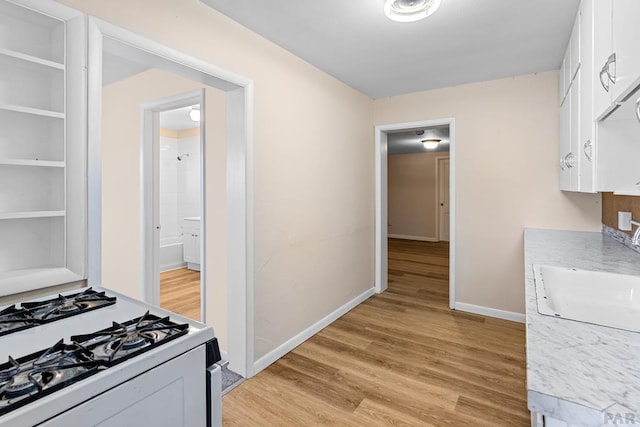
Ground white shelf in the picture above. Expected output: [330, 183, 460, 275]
[0, 210, 65, 220]
[0, 158, 64, 167]
[0, 47, 64, 70]
[0, 267, 83, 298]
[0, 103, 64, 119]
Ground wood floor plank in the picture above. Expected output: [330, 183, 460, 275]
[159, 268, 200, 321]
[223, 239, 530, 426]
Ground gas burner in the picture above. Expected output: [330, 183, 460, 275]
[0, 340, 100, 416]
[3, 371, 47, 399]
[72, 312, 189, 365]
[22, 288, 116, 324]
[0, 306, 37, 337]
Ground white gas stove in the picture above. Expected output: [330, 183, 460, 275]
[0, 287, 222, 427]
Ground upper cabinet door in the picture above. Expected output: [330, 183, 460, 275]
[592, 0, 613, 119]
[569, 11, 581, 82]
[611, 0, 640, 102]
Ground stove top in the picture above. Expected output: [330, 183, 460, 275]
[0, 289, 116, 337]
[0, 311, 189, 416]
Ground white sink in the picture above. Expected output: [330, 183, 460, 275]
[533, 264, 640, 332]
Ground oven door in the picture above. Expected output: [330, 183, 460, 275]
[207, 363, 222, 427]
[38, 347, 207, 427]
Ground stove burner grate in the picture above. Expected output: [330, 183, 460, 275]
[71, 311, 189, 365]
[22, 288, 116, 323]
[0, 306, 37, 337]
[0, 340, 100, 416]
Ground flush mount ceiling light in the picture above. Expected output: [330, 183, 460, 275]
[422, 139, 440, 149]
[189, 105, 201, 122]
[384, 0, 441, 23]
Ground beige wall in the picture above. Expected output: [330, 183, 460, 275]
[61, 0, 375, 361]
[388, 152, 447, 239]
[102, 68, 228, 350]
[375, 71, 602, 314]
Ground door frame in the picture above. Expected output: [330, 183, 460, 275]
[140, 90, 205, 320]
[436, 156, 450, 242]
[87, 18, 255, 377]
[374, 119, 456, 309]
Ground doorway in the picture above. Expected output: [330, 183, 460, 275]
[144, 94, 205, 322]
[375, 119, 455, 309]
[88, 18, 255, 377]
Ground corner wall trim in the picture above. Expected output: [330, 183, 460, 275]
[388, 234, 438, 242]
[253, 287, 375, 374]
[454, 302, 525, 323]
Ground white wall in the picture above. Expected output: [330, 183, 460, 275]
[65, 0, 375, 362]
[158, 129, 201, 243]
[176, 132, 200, 222]
[375, 71, 602, 314]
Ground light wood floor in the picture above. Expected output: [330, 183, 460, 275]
[160, 268, 201, 321]
[223, 239, 529, 426]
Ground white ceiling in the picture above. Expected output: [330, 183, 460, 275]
[160, 106, 200, 131]
[200, 0, 580, 99]
[388, 125, 450, 154]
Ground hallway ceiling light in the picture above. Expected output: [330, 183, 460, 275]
[384, 0, 441, 23]
[189, 106, 201, 122]
[422, 139, 440, 149]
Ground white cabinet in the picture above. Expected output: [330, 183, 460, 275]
[559, 79, 580, 191]
[593, 0, 640, 115]
[610, 0, 640, 103]
[593, 0, 613, 119]
[183, 218, 201, 271]
[558, 0, 640, 193]
[589, 0, 640, 194]
[0, 0, 86, 296]
[597, 92, 640, 194]
[578, 0, 596, 192]
[531, 411, 582, 427]
[559, 8, 581, 192]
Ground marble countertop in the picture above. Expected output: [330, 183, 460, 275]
[524, 229, 640, 425]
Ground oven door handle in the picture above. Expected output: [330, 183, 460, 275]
[207, 363, 223, 427]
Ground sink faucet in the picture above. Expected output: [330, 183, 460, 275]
[632, 220, 640, 246]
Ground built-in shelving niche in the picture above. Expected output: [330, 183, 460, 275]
[0, 108, 64, 163]
[0, 0, 85, 298]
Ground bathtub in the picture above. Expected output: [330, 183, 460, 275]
[160, 237, 186, 272]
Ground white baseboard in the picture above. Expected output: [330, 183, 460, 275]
[454, 302, 525, 323]
[253, 287, 375, 374]
[160, 262, 187, 272]
[388, 234, 438, 242]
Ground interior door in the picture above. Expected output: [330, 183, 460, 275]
[438, 158, 450, 242]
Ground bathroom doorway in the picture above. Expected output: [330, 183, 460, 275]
[138, 90, 205, 322]
[157, 101, 203, 321]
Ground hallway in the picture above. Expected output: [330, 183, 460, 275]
[222, 239, 528, 425]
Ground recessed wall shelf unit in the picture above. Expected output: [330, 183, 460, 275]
[0, 0, 86, 297]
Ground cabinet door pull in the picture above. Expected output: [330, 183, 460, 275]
[564, 153, 576, 169]
[560, 157, 566, 171]
[635, 97, 640, 123]
[583, 140, 593, 162]
[606, 53, 617, 84]
[599, 66, 610, 92]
